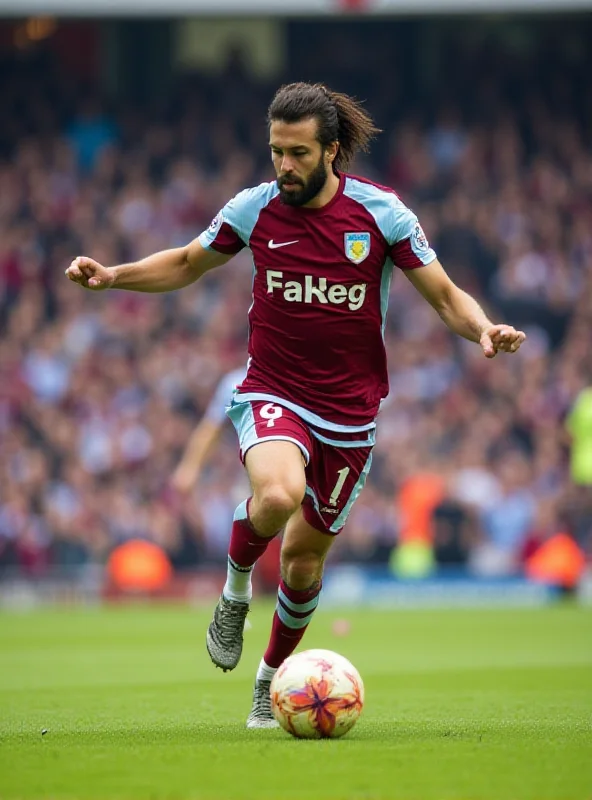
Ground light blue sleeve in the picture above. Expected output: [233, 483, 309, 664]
[386, 201, 438, 266]
[198, 182, 279, 251]
[344, 177, 437, 266]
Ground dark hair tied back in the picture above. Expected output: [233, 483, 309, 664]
[268, 82, 381, 171]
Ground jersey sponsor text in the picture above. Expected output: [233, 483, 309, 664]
[266, 270, 367, 311]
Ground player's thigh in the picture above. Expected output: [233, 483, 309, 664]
[228, 398, 312, 502]
[245, 440, 307, 501]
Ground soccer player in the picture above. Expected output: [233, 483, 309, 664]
[65, 82, 526, 728]
[170, 367, 246, 495]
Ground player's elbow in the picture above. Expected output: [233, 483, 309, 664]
[183, 243, 201, 278]
[430, 281, 457, 316]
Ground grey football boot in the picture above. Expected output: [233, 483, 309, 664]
[206, 594, 250, 672]
[246, 679, 280, 729]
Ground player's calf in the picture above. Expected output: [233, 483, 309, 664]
[281, 547, 325, 590]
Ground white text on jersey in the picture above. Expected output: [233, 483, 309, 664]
[266, 270, 367, 311]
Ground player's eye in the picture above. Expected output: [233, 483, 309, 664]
[271, 149, 307, 157]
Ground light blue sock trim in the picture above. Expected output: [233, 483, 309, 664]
[233, 499, 248, 522]
[276, 604, 315, 629]
[278, 587, 320, 614]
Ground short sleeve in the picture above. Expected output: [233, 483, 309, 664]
[198, 183, 279, 255]
[342, 177, 437, 271]
[386, 200, 437, 271]
[198, 206, 246, 255]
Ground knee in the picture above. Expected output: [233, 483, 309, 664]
[255, 482, 304, 526]
[281, 547, 325, 590]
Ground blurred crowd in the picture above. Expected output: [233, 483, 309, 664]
[1, 24, 591, 583]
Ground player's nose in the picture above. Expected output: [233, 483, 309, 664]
[280, 156, 296, 173]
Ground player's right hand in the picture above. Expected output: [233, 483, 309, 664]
[65, 257, 115, 291]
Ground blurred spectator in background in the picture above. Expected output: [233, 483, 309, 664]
[67, 99, 118, 173]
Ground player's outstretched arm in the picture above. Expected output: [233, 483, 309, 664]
[405, 258, 526, 359]
[65, 239, 233, 293]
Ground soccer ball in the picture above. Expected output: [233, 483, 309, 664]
[270, 648, 364, 739]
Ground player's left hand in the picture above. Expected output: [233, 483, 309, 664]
[480, 325, 526, 359]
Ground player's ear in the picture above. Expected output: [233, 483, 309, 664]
[326, 141, 339, 163]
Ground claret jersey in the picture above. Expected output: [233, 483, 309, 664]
[198, 172, 436, 430]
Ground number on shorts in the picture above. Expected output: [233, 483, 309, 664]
[329, 466, 350, 506]
[260, 403, 283, 428]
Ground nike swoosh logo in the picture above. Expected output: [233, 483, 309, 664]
[268, 239, 299, 249]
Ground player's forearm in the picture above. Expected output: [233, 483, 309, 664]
[179, 423, 221, 472]
[111, 247, 199, 292]
[436, 286, 493, 343]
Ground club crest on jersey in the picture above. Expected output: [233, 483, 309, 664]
[344, 232, 371, 265]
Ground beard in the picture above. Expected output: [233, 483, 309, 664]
[277, 155, 328, 207]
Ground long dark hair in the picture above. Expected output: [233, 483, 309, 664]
[267, 82, 381, 172]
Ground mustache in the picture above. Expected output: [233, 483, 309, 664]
[278, 174, 304, 187]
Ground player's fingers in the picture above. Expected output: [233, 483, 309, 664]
[480, 333, 496, 359]
[510, 331, 526, 352]
[490, 327, 512, 343]
[66, 257, 112, 290]
[75, 256, 99, 269]
[65, 257, 89, 279]
[77, 262, 97, 279]
[65, 263, 86, 283]
[498, 331, 526, 353]
[69, 256, 101, 278]
[491, 328, 524, 351]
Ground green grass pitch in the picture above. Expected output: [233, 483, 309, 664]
[0, 603, 590, 799]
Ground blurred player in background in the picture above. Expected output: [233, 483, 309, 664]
[66, 82, 525, 729]
[171, 367, 246, 495]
